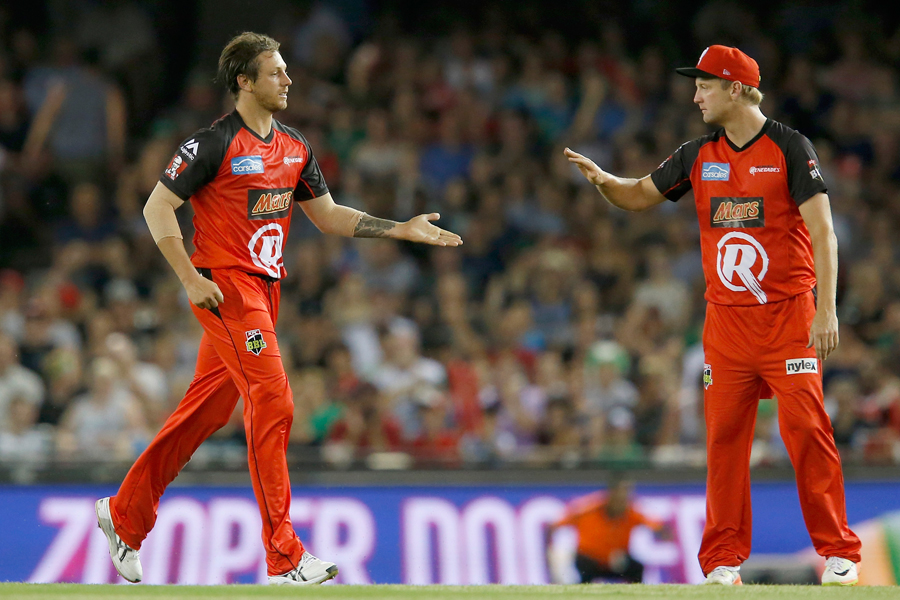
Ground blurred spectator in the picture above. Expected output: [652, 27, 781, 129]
[0, 332, 45, 430]
[103, 332, 168, 428]
[583, 341, 638, 420]
[0, 78, 30, 152]
[57, 357, 147, 461]
[409, 387, 460, 465]
[22, 37, 126, 184]
[290, 367, 342, 446]
[826, 376, 866, 451]
[535, 395, 581, 464]
[325, 383, 403, 464]
[370, 321, 446, 439]
[54, 181, 116, 244]
[0, 394, 54, 464]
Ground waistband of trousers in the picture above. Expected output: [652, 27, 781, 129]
[196, 267, 280, 284]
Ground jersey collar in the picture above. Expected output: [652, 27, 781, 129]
[723, 118, 771, 153]
[232, 110, 275, 144]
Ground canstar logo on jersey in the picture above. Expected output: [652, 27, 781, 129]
[711, 197, 764, 228]
[283, 156, 304, 166]
[231, 156, 264, 175]
[701, 162, 730, 181]
[786, 358, 818, 374]
[248, 187, 293, 220]
[749, 165, 780, 175]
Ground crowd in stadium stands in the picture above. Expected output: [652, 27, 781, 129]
[0, 2, 899, 470]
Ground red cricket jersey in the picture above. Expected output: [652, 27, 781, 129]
[159, 111, 329, 279]
[651, 119, 828, 306]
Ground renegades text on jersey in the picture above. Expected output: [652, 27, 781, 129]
[160, 111, 329, 279]
[651, 119, 827, 306]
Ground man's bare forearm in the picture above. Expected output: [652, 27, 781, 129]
[353, 214, 400, 238]
[595, 175, 663, 212]
[156, 237, 203, 285]
[811, 230, 838, 311]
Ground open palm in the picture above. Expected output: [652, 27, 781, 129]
[398, 213, 463, 246]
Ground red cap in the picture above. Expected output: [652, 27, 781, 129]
[676, 45, 760, 88]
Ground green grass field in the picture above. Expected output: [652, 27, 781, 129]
[0, 584, 893, 600]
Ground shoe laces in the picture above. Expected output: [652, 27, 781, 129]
[825, 557, 850, 572]
[116, 535, 139, 562]
[299, 552, 318, 568]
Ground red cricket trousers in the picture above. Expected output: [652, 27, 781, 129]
[699, 290, 861, 575]
[110, 268, 304, 576]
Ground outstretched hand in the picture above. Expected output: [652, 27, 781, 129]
[565, 147, 606, 186]
[395, 213, 463, 246]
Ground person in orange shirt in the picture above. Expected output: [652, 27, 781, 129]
[546, 478, 666, 583]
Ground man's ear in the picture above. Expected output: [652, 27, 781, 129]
[237, 74, 252, 94]
[732, 81, 743, 99]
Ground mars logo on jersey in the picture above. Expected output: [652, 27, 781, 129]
[710, 197, 764, 228]
[248, 223, 284, 279]
[248, 188, 293, 220]
[716, 232, 769, 304]
[245, 329, 267, 355]
[164, 155, 187, 180]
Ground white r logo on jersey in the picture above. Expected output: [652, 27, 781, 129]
[716, 231, 769, 304]
[248, 223, 284, 278]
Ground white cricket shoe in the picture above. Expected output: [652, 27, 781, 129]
[704, 565, 742, 585]
[822, 557, 858, 586]
[95, 497, 142, 583]
[268, 551, 339, 585]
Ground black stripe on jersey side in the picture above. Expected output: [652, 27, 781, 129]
[200, 268, 298, 572]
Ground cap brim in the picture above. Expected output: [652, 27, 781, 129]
[676, 67, 717, 79]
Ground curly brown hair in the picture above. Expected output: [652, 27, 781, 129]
[217, 32, 281, 99]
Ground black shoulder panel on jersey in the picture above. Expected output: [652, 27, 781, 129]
[272, 119, 305, 142]
[650, 130, 720, 202]
[764, 119, 828, 206]
[159, 112, 240, 200]
[763, 120, 796, 157]
[273, 120, 330, 201]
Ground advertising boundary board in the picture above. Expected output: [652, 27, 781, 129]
[0, 481, 898, 585]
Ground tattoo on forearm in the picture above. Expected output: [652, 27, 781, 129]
[353, 214, 397, 238]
